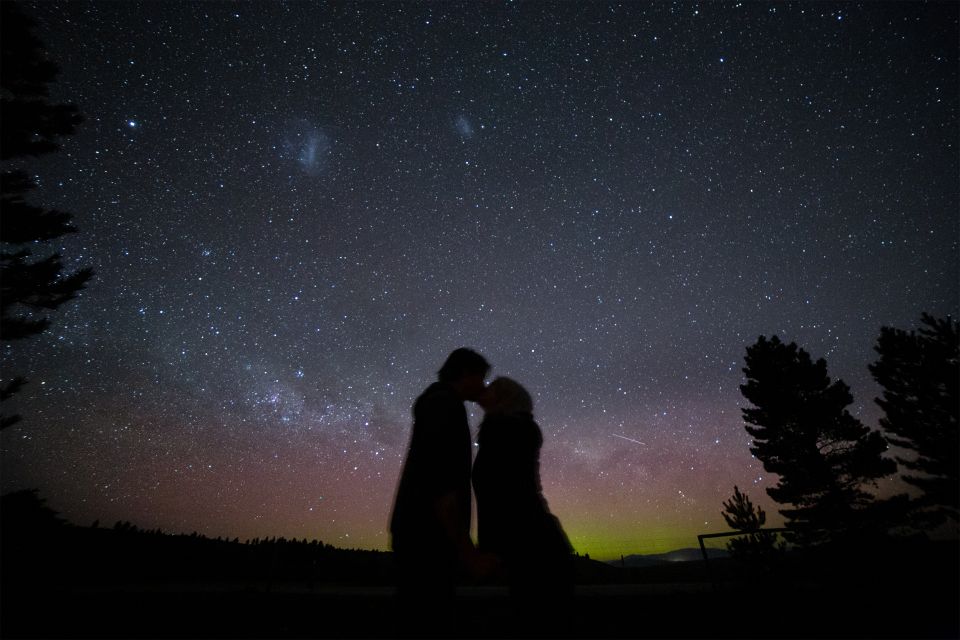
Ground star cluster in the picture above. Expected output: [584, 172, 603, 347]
[2, 2, 957, 559]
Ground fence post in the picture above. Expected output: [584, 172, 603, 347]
[696, 528, 789, 593]
[698, 534, 717, 592]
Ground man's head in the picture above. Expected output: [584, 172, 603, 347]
[438, 348, 490, 402]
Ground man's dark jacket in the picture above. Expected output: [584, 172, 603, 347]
[390, 382, 472, 558]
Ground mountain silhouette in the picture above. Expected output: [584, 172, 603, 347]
[615, 547, 729, 568]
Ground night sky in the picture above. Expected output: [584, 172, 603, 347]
[2, 1, 957, 560]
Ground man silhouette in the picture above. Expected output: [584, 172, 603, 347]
[390, 348, 491, 630]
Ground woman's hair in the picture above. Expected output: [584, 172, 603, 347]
[485, 376, 533, 415]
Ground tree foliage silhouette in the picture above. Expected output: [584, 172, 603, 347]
[0, 488, 68, 533]
[741, 336, 896, 546]
[721, 485, 779, 558]
[1, 2, 92, 430]
[870, 314, 959, 529]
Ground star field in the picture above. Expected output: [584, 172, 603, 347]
[1, 2, 957, 559]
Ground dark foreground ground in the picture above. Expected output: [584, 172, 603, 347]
[3, 532, 958, 639]
[5, 494, 958, 638]
[3, 574, 957, 640]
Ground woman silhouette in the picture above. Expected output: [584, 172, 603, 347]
[472, 377, 574, 629]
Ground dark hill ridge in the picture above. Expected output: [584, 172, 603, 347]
[609, 547, 730, 568]
[0, 490, 717, 587]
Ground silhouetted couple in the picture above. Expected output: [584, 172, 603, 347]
[390, 348, 573, 636]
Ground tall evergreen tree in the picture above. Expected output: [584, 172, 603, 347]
[1, 2, 92, 430]
[869, 314, 959, 529]
[741, 336, 896, 546]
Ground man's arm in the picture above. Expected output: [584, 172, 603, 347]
[435, 490, 496, 577]
[435, 490, 473, 556]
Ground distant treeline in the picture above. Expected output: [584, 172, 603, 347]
[1, 490, 395, 587]
[0, 489, 637, 589]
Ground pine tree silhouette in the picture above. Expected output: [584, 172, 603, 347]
[1, 2, 92, 430]
[870, 314, 959, 529]
[721, 485, 779, 558]
[741, 336, 896, 546]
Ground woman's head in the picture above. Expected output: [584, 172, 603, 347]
[480, 376, 533, 415]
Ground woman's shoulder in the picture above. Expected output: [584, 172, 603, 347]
[478, 413, 542, 446]
[524, 415, 544, 447]
[480, 412, 533, 430]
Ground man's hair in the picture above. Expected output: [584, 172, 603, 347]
[437, 348, 490, 383]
